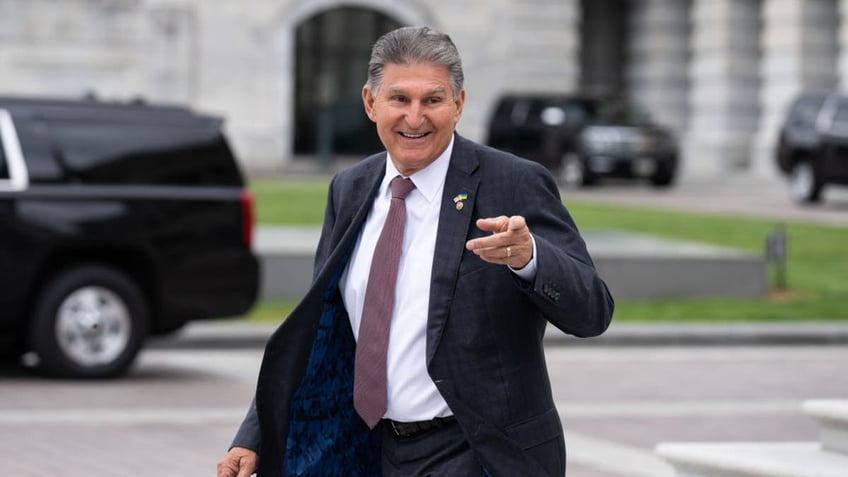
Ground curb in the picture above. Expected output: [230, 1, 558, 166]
[147, 321, 848, 350]
[547, 322, 848, 346]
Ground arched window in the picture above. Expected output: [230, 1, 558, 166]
[294, 8, 401, 158]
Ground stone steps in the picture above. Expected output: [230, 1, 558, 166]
[803, 400, 848, 455]
[656, 399, 848, 477]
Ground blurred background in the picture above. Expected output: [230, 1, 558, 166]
[2, 1, 848, 476]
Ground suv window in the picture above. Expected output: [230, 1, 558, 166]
[791, 96, 826, 126]
[564, 102, 592, 124]
[47, 119, 240, 186]
[13, 118, 63, 181]
[524, 100, 552, 128]
[506, 98, 604, 128]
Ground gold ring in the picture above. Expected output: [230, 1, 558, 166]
[506, 246, 512, 258]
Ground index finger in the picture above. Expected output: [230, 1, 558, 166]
[475, 216, 510, 233]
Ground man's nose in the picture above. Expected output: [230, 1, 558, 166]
[404, 103, 425, 128]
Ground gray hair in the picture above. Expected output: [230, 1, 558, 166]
[366, 26, 464, 99]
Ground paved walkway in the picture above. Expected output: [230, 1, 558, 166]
[8, 343, 846, 477]
[560, 173, 848, 226]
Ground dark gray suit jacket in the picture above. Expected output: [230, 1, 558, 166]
[233, 134, 614, 476]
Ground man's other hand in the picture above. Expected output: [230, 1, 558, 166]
[217, 447, 258, 477]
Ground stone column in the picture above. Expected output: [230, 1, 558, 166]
[142, 6, 197, 104]
[840, 0, 848, 90]
[502, 0, 581, 93]
[753, 0, 838, 177]
[684, 0, 762, 178]
[627, 0, 691, 137]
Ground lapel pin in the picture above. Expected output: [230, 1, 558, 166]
[453, 193, 468, 211]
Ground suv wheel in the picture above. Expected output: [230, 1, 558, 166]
[29, 265, 148, 378]
[649, 167, 675, 188]
[789, 161, 823, 203]
[560, 153, 594, 188]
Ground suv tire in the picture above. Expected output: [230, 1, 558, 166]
[560, 153, 595, 188]
[649, 167, 675, 188]
[29, 265, 148, 378]
[789, 160, 823, 203]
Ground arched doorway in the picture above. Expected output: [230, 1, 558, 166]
[293, 8, 401, 158]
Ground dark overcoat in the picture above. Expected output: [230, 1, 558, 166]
[232, 134, 614, 476]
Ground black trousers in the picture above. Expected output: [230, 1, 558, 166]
[380, 419, 487, 476]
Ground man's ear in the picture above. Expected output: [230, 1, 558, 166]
[454, 89, 466, 123]
[362, 85, 377, 122]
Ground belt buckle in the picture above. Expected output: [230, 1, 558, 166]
[389, 420, 404, 437]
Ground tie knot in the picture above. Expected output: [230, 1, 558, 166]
[390, 176, 416, 199]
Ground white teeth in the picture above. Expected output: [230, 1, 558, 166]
[400, 132, 426, 138]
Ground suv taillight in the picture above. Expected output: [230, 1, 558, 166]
[240, 189, 255, 248]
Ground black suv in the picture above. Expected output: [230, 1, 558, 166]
[776, 91, 848, 203]
[486, 94, 678, 187]
[0, 96, 259, 378]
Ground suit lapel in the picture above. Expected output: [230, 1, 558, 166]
[427, 135, 480, 364]
[342, 158, 385, 238]
[322, 154, 386, 277]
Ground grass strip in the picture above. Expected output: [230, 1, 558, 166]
[246, 179, 847, 321]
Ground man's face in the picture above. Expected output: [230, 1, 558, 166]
[363, 62, 465, 176]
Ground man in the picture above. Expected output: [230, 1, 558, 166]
[218, 26, 613, 477]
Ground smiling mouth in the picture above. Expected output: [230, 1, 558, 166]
[398, 131, 430, 139]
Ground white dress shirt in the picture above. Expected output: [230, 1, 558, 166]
[340, 136, 537, 422]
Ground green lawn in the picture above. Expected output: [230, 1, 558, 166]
[251, 178, 329, 225]
[246, 178, 848, 322]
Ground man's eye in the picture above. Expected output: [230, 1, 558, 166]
[390, 96, 407, 103]
[426, 97, 444, 104]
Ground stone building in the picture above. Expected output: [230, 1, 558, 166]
[0, 0, 844, 179]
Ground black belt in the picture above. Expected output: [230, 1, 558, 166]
[383, 416, 457, 439]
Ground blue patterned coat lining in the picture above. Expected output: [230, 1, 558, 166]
[283, 255, 381, 476]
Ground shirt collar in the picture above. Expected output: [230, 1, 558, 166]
[383, 135, 454, 203]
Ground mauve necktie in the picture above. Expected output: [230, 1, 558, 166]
[354, 175, 416, 429]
